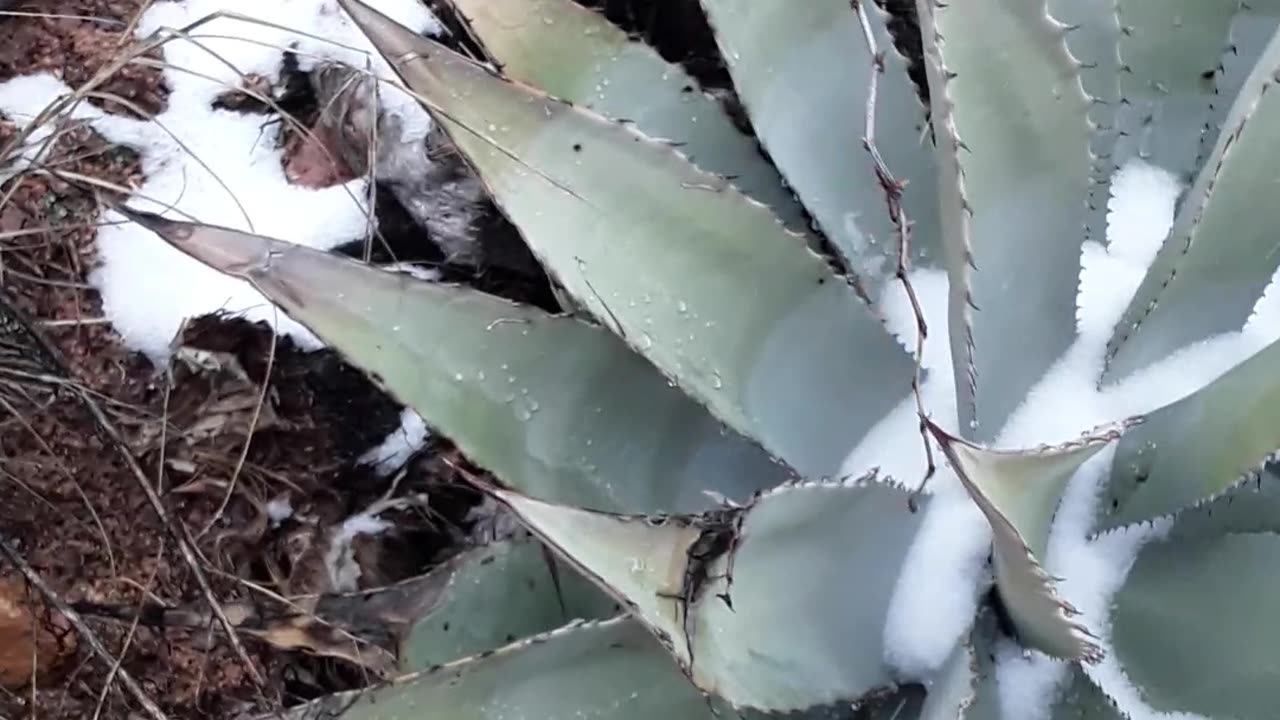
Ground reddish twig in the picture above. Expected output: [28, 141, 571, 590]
[851, 0, 936, 509]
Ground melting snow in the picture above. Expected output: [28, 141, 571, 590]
[867, 158, 1280, 719]
[0, 0, 440, 363]
[359, 407, 429, 475]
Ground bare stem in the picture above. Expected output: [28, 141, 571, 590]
[851, 0, 936, 508]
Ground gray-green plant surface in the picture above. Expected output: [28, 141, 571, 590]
[127, 0, 1280, 717]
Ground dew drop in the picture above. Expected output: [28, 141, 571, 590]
[453, 372, 464, 382]
[639, 332, 653, 349]
[677, 300, 688, 313]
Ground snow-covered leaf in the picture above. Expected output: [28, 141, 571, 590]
[339, 0, 914, 477]
[1112, 0, 1235, 179]
[928, 422, 1128, 660]
[493, 478, 927, 712]
[403, 537, 617, 669]
[450, 0, 806, 227]
[129, 212, 789, 513]
[916, 0, 1092, 440]
[1098, 337, 1280, 531]
[1110, 531, 1280, 719]
[696, 0, 941, 285]
[1105, 25, 1280, 381]
[283, 618, 723, 720]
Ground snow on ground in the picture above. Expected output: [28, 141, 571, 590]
[0, 0, 438, 362]
[0, 0, 439, 462]
[863, 158, 1280, 718]
[358, 407, 429, 475]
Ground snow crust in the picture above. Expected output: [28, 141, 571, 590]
[863, 158, 1280, 718]
[0, 0, 439, 363]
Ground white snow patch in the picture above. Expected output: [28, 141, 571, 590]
[881, 470, 992, 678]
[265, 496, 294, 526]
[358, 407, 429, 475]
[995, 638, 1064, 720]
[0, 0, 440, 363]
[871, 157, 1280, 717]
[325, 509, 393, 592]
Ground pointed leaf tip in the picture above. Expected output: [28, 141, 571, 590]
[926, 421, 1130, 661]
[488, 480, 927, 711]
[123, 209, 271, 279]
[145, 217, 788, 514]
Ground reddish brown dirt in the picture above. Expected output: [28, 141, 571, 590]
[0, 2, 469, 718]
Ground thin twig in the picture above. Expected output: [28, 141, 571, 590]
[91, 546, 162, 720]
[851, 0, 936, 508]
[0, 535, 170, 720]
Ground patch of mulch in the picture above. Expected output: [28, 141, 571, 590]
[0, 2, 488, 718]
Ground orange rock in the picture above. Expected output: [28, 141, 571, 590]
[0, 577, 68, 689]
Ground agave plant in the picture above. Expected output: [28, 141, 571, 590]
[124, 0, 1280, 717]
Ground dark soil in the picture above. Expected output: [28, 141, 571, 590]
[0, 0, 739, 718]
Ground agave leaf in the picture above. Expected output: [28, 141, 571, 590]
[952, 611, 1002, 720]
[339, 0, 916, 477]
[1113, 0, 1235, 179]
[1097, 337, 1280, 532]
[1104, 27, 1280, 381]
[1198, 6, 1280, 169]
[696, 0, 941, 286]
[859, 687, 928, 719]
[1049, 669, 1129, 720]
[283, 618, 723, 720]
[916, 0, 1092, 440]
[492, 478, 926, 712]
[688, 479, 925, 710]
[131, 211, 789, 513]
[1048, 0, 1121, 244]
[928, 422, 1130, 660]
[403, 537, 617, 669]
[447, 0, 806, 228]
[1133, 467, 1280, 544]
[1110, 531, 1280, 719]
[918, 636, 978, 720]
[488, 488, 699, 649]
